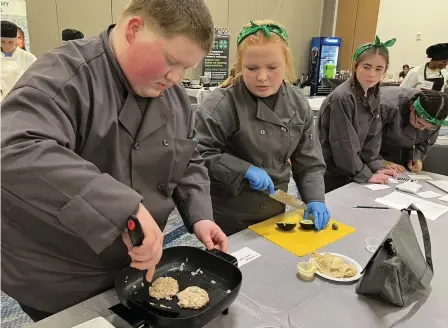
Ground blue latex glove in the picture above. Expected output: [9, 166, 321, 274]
[244, 166, 275, 194]
[304, 202, 330, 231]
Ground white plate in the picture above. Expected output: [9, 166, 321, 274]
[310, 252, 363, 282]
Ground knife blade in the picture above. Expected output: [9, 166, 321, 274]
[268, 190, 306, 209]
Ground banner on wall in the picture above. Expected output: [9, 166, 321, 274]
[202, 27, 230, 84]
[1, 0, 31, 51]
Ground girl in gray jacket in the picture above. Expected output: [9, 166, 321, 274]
[195, 20, 330, 235]
[316, 36, 397, 192]
[380, 87, 448, 173]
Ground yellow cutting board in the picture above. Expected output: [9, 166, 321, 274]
[249, 209, 356, 257]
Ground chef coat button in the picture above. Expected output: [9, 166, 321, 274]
[359, 121, 363, 126]
[162, 139, 170, 146]
[133, 142, 140, 150]
[157, 183, 164, 191]
[281, 127, 287, 132]
[260, 129, 266, 135]
[260, 204, 266, 210]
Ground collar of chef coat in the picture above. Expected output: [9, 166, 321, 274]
[238, 81, 298, 127]
[99, 25, 174, 141]
[100, 25, 133, 95]
[1, 46, 21, 59]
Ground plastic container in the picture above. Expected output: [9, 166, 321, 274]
[323, 61, 336, 78]
[365, 237, 381, 253]
[297, 261, 316, 281]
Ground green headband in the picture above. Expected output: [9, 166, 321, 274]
[414, 97, 448, 126]
[353, 35, 396, 61]
[237, 20, 288, 46]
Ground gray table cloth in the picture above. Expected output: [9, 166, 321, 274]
[31, 172, 448, 328]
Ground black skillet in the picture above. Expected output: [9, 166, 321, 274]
[114, 216, 243, 328]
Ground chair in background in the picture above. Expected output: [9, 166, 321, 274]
[423, 144, 448, 176]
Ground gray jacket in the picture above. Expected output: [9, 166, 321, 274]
[195, 81, 326, 235]
[1, 26, 212, 313]
[316, 80, 383, 192]
[380, 86, 440, 164]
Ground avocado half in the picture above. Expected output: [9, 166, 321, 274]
[299, 219, 315, 230]
[276, 222, 297, 231]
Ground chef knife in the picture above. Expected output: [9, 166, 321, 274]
[268, 190, 306, 209]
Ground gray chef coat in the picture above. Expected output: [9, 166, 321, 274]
[380, 86, 440, 164]
[316, 80, 383, 192]
[1, 26, 213, 313]
[195, 80, 326, 236]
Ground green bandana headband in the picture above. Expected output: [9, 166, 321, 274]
[414, 97, 448, 126]
[237, 20, 288, 46]
[353, 35, 396, 61]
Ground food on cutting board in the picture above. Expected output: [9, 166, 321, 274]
[276, 222, 296, 231]
[299, 219, 315, 230]
[332, 223, 338, 230]
[177, 286, 209, 310]
[311, 252, 357, 278]
[149, 277, 179, 300]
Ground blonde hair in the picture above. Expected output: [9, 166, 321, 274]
[120, 0, 214, 53]
[222, 20, 296, 88]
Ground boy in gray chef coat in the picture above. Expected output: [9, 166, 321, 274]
[1, 0, 227, 321]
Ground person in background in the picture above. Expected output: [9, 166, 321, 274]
[195, 20, 330, 236]
[17, 26, 26, 50]
[398, 64, 409, 81]
[62, 28, 84, 42]
[380, 87, 448, 173]
[2, 0, 226, 322]
[400, 43, 448, 91]
[1, 21, 37, 100]
[316, 36, 397, 192]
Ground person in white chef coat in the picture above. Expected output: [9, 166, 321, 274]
[400, 43, 448, 92]
[1, 21, 37, 101]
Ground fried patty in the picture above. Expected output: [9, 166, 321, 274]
[177, 286, 209, 310]
[149, 277, 179, 300]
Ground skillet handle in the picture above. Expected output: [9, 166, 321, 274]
[127, 215, 144, 247]
[127, 299, 180, 318]
[206, 249, 238, 267]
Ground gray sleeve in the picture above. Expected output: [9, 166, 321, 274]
[360, 113, 383, 173]
[378, 106, 393, 162]
[195, 106, 251, 196]
[1, 86, 142, 254]
[290, 105, 326, 203]
[413, 130, 440, 162]
[327, 100, 373, 182]
[173, 108, 214, 232]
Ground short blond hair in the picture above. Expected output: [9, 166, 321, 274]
[121, 0, 214, 53]
[222, 20, 296, 87]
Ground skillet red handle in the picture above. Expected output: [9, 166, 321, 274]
[127, 215, 144, 247]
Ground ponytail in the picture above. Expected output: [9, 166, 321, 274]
[221, 63, 237, 88]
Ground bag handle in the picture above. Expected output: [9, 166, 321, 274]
[404, 204, 433, 271]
